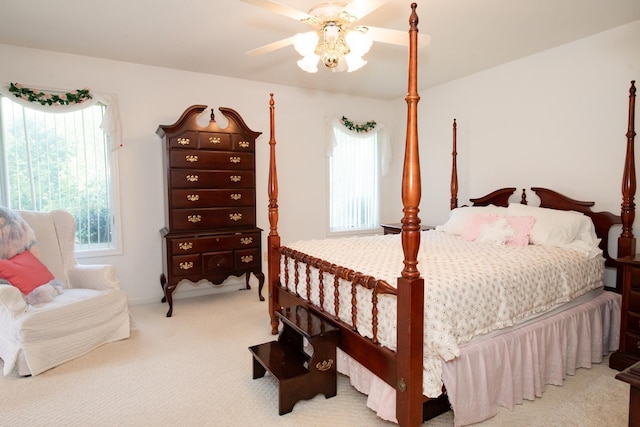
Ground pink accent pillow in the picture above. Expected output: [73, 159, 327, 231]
[0, 250, 55, 295]
[504, 215, 536, 246]
[461, 214, 502, 241]
[462, 214, 535, 246]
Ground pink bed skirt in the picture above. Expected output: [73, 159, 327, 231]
[336, 290, 621, 426]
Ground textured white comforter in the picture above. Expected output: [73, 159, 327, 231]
[281, 230, 604, 397]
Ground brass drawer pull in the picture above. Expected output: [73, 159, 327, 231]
[230, 213, 242, 221]
[187, 194, 199, 202]
[186, 175, 198, 182]
[241, 255, 253, 263]
[188, 215, 202, 223]
[179, 261, 193, 270]
[230, 156, 241, 163]
[186, 155, 198, 163]
[209, 136, 221, 144]
[316, 359, 334, 372]
[230, 193, 241, 200]
[238, 141, 250, 148]
[230, 175, 241, 182]
[240, 237, 253, 245]
[177, 137, 190, 146]
[178, 242, 193, 250]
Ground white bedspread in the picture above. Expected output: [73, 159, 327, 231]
[281, 230, 604, 397]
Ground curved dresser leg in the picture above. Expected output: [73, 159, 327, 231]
[160, 274, 167, 303]
[255, 271, 265, 302]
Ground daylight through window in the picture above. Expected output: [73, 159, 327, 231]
[329, 123, 380, 233]
[0, 97, 118, 254]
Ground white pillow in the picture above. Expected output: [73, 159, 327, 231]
[436, 205, 508, 235]
[506, 203, 597, 249]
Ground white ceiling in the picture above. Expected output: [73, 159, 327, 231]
[1, 0, 639, 100]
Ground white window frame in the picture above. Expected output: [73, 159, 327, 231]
[0, 86, 123, 259]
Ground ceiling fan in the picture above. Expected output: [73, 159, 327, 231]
[241, 0, 430, 73]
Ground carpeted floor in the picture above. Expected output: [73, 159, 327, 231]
[0, 288, 630, 426]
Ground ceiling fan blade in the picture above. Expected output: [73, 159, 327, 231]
[344, 0, 387, 22]
[241, 0, 311, 22]
[365, 26, 431, 48]
[246, 35, 297, 56]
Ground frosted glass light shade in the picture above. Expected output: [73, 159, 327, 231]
[294, 31, 319, 56]
[297, 54, 320, 73]
[344, 54, 367, 72]
[345, 30, 372, 56]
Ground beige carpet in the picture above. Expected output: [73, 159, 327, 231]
[0, 289, 630, 426]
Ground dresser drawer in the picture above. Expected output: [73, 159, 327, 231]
[628, 311, 640, 335]
[169, 170, 255, 189]
[168, 131, 201, 149]
[202, 251, 234, 273]
[623, 332, 640, 357]
[171, 207, 256, 230]
[171, 254, 200, 277]
[169, 232, 260, 255]
[170, 189, 255, 208]
[235, 248, 261, 269]
[629, 267, 640, 291]
[199, 132, 234, 151]
[231, 135, 255, 151]
[630, 290, 640, 312]
[169, 150, 254, 170]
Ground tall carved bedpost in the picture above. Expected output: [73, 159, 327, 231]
[619, 80, 637, 273]
[450, 118, 458, 210]
[396, 3, 425, 426]
[267, 93, 281, 334]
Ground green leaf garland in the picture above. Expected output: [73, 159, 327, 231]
[341, 116, 376, 133]
[8, 82, 92, 106]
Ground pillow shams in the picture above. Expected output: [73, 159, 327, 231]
[436, 205, 508, 235]
[506, 203, 599, 250]
[462, 214, 535, 246]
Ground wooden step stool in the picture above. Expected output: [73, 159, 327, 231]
[249, 305, 339, 415]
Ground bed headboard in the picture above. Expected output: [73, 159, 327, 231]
[531, 187, 621, 266]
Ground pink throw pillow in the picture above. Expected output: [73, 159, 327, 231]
[504, 216, 536, 247]
[461, 214, 502, 241]
[462, 214, 535, 246]
[0, 250, 55, 295]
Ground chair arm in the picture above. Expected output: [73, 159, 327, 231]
[0, 284, 28, 318]
[67, 264, 121, 290]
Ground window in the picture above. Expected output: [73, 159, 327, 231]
[329, 118, 388, 233]
[0, 90, 121, 256]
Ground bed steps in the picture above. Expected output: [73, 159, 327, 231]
[249, 305, 339, 415]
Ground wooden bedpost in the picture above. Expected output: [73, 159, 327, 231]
[267, 93, 281, 335]
[396, 4, 425, 426]
[450, 118, 458, 210]
[619, 80, 637, 270]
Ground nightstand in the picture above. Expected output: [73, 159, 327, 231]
[610, 254, 640, 371]
[616, 360, 640, 426]
[381, 223, 434, 235]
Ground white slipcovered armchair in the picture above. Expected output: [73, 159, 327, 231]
[0, 209, 130, 376]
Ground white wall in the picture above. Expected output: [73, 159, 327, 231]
[411, 20, 640, 228]
[0, 44, 397, 305]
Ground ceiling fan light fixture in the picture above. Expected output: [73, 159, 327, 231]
[297, 54, 320, 73]
[344, 53, 367, 72]
[345, 27, 372, 56]
[293, 31, 319, 56]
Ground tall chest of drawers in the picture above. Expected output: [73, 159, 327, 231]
[610, 254, 640, 370]
[157, 105, 264, 317]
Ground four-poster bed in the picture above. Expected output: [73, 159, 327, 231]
[264, 3, 637, 426]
